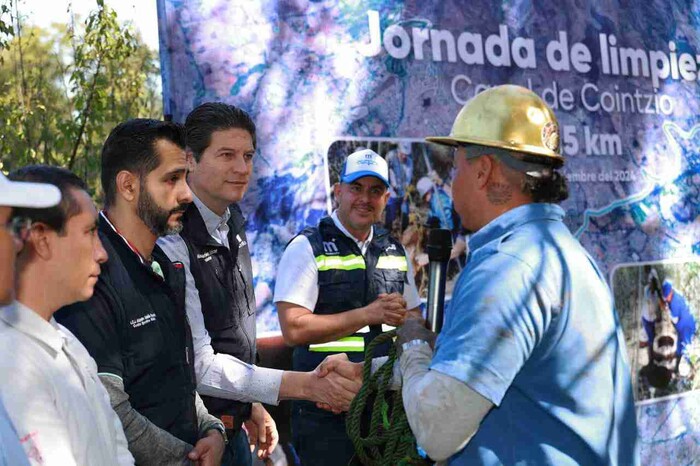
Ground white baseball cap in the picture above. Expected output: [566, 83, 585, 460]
[340, 149, 389, 187]
[417, 176, 434, 198]
[0, 171, 62, 208]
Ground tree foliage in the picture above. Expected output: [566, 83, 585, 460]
[0, 0, 161, 198]
[0, 2, 12, 54]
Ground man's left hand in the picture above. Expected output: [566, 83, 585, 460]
[244, 402, 279, 460]
[188, 429, 226, 466]
[396, 316, 437, 355]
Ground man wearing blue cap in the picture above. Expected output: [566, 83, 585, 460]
[660, 279, 697, 360]
[641, 271, 697, 377]
[274, 148, 421, 465]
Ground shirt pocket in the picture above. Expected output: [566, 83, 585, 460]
[317, 271, 365, 310]
[202, 305, 238, 332]
[376, 269, 405, 295]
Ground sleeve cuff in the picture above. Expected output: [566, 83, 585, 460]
[249, 366, 285, 406]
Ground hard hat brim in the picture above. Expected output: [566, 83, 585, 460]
[425, 135, 564, 166]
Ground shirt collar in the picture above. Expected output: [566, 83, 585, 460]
[468, 203, 565, 252]
[100, 211, 148, 266]
[330, 210, 374, 253]
[100, 211, 165, 280]
[0, 300, 64, 354]
[192, 192, 230, 239]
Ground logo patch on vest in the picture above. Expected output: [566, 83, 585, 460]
[130, 313, 156, 329]
[323, 240, 339, 255]
[197, 250, 217, 261]
[236, 234, 247, 248]
[385, 244, 397, 252]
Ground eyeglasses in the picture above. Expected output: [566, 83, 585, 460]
[4, 217, 32, 241]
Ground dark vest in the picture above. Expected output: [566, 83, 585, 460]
[179, 202, 256, 428]
[59, 217, 199, 445]
[292, 217, 408, 373]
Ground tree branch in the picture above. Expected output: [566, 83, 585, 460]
[68, 54, 102, 170]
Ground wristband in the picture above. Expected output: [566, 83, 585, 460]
[401, 338, 430, 354]
[208, 424, 228, 445]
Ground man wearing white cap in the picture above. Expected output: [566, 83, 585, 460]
[274, 148, 421, 465]
[0, 166, 134, 465]
[0, 170, 60, 466]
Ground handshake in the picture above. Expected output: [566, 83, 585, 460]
[291, 293, 431, 413]
[303, 313, 435, 414]
[306, 354, 364, 414]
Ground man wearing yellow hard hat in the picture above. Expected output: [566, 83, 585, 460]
[393, 85, 640, 464]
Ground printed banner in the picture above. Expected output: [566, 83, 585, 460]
[158, 1, 700, 462]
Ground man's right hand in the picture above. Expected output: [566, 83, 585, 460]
[364, 292, 407, 327]
[314, 353, 364, 414]
[304, 354, 362, 412]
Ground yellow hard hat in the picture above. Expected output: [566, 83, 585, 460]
[426, 85, 563, 166]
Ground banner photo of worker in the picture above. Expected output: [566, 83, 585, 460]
[158, 0, 700, 462]
[612, 260, 700, 402]
[325, 139, 466, 299]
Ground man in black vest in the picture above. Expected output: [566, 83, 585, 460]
[56, 119, 226, 465]
[274, 148, 422, 466]
[158, 103, 364, 466]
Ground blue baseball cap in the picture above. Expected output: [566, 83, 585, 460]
[662, 279, 674, 300]
[340, 149, 389, 187]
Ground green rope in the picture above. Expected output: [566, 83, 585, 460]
[346, 330, 431, 466]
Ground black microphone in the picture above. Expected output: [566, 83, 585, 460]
[426, 228, 452, 333]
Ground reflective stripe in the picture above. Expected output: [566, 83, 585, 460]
[315, 254, 366, 271]
[376, 255, 408, 271]
[309, 336, 365, 352]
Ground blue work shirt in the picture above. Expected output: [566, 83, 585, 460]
[386, 150, 413, 198]
[428, 187, 454, 230]
[642, 287, 697, 358]
[430, 203, 639, 465]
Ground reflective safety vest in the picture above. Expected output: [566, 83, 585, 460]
[292, 217, 408, 372]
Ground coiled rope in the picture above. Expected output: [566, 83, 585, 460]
[345, 330, 431, 466]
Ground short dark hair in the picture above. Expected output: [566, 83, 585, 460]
[465, 145, 569, 204]
[521, 170, 569, 203]
[185, 102, 256, 162]
[643, 362, 673, 389]
[8, 165, 88, 235]
[101, 119, 186, 207]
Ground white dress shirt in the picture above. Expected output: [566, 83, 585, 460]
[0, 301, 134, 466]
[0, 397, 29, 466]
[158, 194, 283, 406]
[273, 210, 422, 313]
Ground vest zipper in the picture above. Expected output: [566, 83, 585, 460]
[237, 262, 255, 358]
